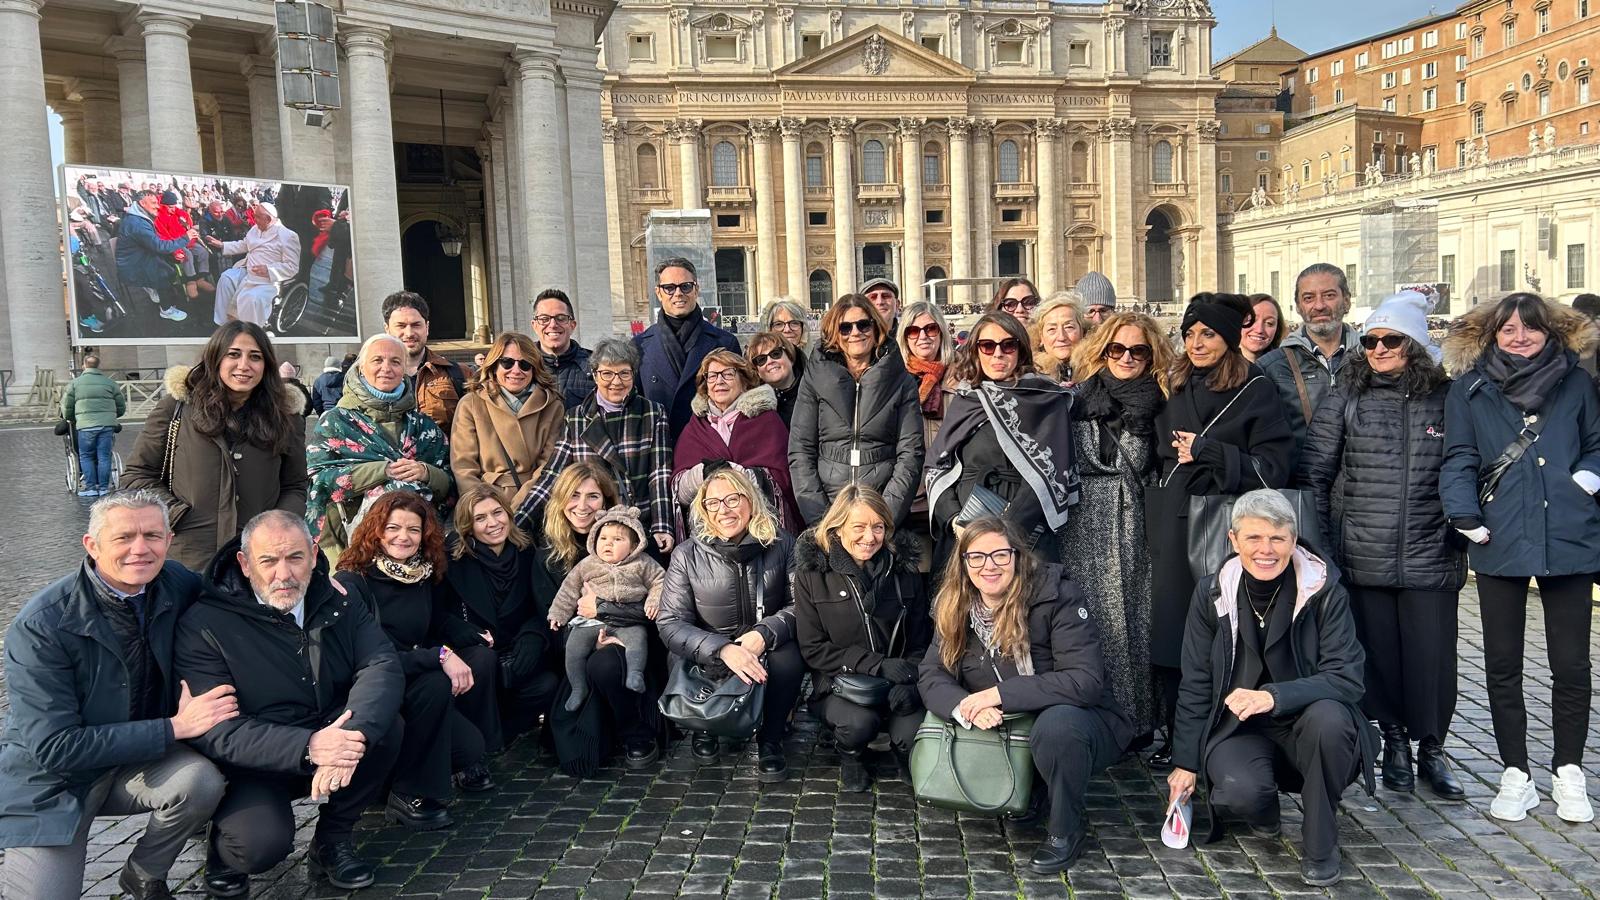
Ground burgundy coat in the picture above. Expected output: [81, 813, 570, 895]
[672, 384, 802, 534]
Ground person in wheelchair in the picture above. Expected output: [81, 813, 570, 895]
[205, 201, 300, 328]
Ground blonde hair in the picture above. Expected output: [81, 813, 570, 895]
[690, 468, 779, 546]
[812, 484, 894, 555]
[1070, 312, 1176, 397]
[932, 517, 1036, 673]
[451, 485, 532, 559]
[541, 461, 621, 569]
[895, 301, 955, 364]
[1029, 293, 1087, 382]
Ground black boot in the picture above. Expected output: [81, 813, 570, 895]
[691, 731, 719, 763]
[385, 790, 453, 830]
[1416, 737, 1466, 801]
[757, 741, 788, 784]
[840, 751, 872, 793]
[1380, 723, 1414, 793]
[307, 838, 377, 890]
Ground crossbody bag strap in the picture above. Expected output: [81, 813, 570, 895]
[160, 400, 185, 489]
[1479, 413, 1549, 503]
[494, 433, 523, 489]
[1159, 376, 1265, 488]
[1283, 347, 1314, 425]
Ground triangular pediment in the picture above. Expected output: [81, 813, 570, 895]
[774, 25, 974, 81]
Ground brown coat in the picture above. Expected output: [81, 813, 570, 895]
[450, 384, 565, 509]
[121, 366, 309, 570]
[415, 350, 465, 433]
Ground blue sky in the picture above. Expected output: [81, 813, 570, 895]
[1210, 0, 1448, 62]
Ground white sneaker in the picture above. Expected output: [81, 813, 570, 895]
[1490, 767, 1540, 821]
[1552, 765, 1595, 823]
[159, 306, 188, 322]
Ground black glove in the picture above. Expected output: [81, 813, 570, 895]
[877, 658, 918, 684]
[703, 458, 733, 476]
[887, 684, 922, 715]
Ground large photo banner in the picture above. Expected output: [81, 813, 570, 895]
[62, 165, 361, 345]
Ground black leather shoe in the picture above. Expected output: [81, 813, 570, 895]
[1300, 856, 1341, 887]
[625, 740, 660, 770]
[308, 838, 377, 890]
[385, 790, 452, 830]
[1027, 831, 1086, 875]
[691, 732, 719, 763]
[453, 763, 495, 793]
[840, 751, 872, 793]
[757, 741, 788, 784]
[1147, 740, 1174, 771]
[1417, 737, 1466, 801]
[1381, 723, 1415, 793]
[202, 867, 248, 899]
[118, 867, 174, 900]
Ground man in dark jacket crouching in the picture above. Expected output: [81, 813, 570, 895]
[1, 490, 231, 900]
[1167, 490, 1376, 889]
[175, 510, 404, 896]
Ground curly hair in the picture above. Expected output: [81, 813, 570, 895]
[1342, 336, 1448, 396]
[1070, 312, 1176, 396]
[473, 331, 557, 395]
[932, 517, 1037, 673]
[945, 312, 1035, 387]
[184, 321, 298, 454]
[337, 491, 447, 582]
[541, 462, 621, 570]
[451, 484, 532, 559]
[695, 348, 760, 401]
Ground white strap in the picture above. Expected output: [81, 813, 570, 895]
[1160, 376, 1266, 488]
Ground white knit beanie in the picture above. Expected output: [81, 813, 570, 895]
[1363, 290, 1440, 362]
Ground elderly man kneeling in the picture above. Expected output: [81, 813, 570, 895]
[1166, 490, 1376, 888]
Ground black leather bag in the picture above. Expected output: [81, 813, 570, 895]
[953, 484, 1008, 527]
[1185, 486, 1326, 580]
[830, 673, 893, 707]
[658, 657, 765, 739]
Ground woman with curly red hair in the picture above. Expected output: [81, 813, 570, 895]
[334, 491, 495, 830]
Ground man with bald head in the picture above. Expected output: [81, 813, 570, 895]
[176, 510, 404, 895]
[206, 201, 301, 327]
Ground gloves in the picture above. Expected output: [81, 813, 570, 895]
[877, 658, 919, 684]
[887, 684, 922, 715]
[1574, 470, 1600, 495]
[1457, 526, 1490, 545]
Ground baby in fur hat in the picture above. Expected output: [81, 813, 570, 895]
[548, 505, 665, 709]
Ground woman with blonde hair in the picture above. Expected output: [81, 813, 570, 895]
[656, 468, 802, 781]
[1031, 293, 1089, 384]
[451, 331, 565, 509]
[895, 300, 954, 444]
[918, 517, 1130, 875]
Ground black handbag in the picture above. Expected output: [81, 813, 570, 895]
[1185, 484, 1326, 580]
[1477, 414, 1547, 505]
[658, 657, 765, 739]
[829, 673, 893, 707]
[953, 484, 1008, 527]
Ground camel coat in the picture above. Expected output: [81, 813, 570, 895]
[450, 385, 565, 509]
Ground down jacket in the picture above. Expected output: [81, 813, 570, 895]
[656, 532, 796, 666]
[1299, 370, 1465, 590]
[787, 341, 925, 526]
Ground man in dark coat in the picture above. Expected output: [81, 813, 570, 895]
[1256, 263, 1362, 466]
[311, 355, 345, 415]
[174, 511, 405, 896]
[633, 257, 741, 440]
[1168, 490, 1376, 889]
[0, 491, 231, 900]
[533, 287, 596, 409]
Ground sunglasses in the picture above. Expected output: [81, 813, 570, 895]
[838, 318, 876, 336]
[1000, 295, 1041, 313]
[1359, 333, 1408, 351]
[976, 338, 1021, 356]
[496, 357, 534, 373]
[1103, 342, 1154, 363]
[657, 281, 697, 295]
[751, 346, 790, 366]
[903, 323, 943, 341]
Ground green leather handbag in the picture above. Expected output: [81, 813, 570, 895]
[909, 711, 1036, 815]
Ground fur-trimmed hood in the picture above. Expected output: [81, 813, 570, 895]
[793, 525, 923, 576]
[163, 364, 302, 412]
[691, 382, 777, 418]
[1441, 299, 1600, 376]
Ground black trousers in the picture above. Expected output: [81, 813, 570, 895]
[449, 644, 505, 754]
[208, 714, 405, 874]
[1205, 699, 1360, 865]
[1476, 572, 1594, 771]
[1031, 705, 1122, 841]
[395, 666, 487, 800]
[497, 660, 559, 746]
[756, 642, 807, 745]
[1348, 586, 1459, 742]
[586, 643, 661, 749]
[814, 693, 922, 754]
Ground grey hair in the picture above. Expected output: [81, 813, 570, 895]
[760, 299, 810, 340]
[88, 489, 170, 539]
[241, 510, 314, 556]
[1293, 262, 1350, 300]
[1229, 489, 1298, 537]
[590, 338, 641, 373]
[895, 300, 955, 362]
[359, 332, 406, 359]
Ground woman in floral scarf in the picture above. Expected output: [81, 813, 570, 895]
[307, 333, 451, 565]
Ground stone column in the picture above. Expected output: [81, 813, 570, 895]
[106, 36, 150, 168]
[1035, 118, 1063, 294]
[498, 80, 532, 319]
[779, 117, 806, 298]
[513, 48, 573, 295]
[1194, 120, 1221, 295]
[59, 106, 86, 163]
[1104, 116, 1135, 300]
[139, 12, 202, 173]
[485, 118, 520, 331]
[476, 138, 503, 333]
[830, 116, 857, 291]
[673, 118, 704, 209]
[563, 56, 610, 342]
[196, 110, 217, 172]
[599, 119, 629, 325]
[948, 117, 972, 303]
[341, 24, 405, 328]
[240, 54, 283, 179]
[898, 117, 925, 298]
[972, 119, 995, 279]
[0, 0, 71, 387]
[750, 118, 779, 308]
[71, 80, 123, 165]
[217, 98, 255, 177]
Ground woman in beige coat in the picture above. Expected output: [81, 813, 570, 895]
[452, 332, 566, 509]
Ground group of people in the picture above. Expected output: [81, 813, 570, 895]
[17, 260, 1599, 898]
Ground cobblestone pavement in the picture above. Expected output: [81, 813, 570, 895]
[0, 424, 1597, 899]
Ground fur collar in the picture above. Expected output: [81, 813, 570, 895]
[163, 364, 301, 411]
[691, 382, 777, 418]
[793, 526, 923, 576]
[1441, 299, 1599, 376]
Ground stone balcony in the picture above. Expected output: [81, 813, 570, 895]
[1148, 182, 1188, 197]
[706, 185, 753, 205]
[856, 182, 901, 203]
[631, 187, 670, 204]
[924, 183, 950, 199]
[994, 181, 1036, 201]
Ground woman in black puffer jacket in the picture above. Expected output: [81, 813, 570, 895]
[1300, 290, 1465, 802]
[656, 467, 801, 782]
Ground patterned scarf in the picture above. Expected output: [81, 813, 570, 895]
[969, 602, 1033, 676]
[375, 553, 434, 584]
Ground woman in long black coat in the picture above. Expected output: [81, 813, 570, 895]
[1145, 293, 1293, 766]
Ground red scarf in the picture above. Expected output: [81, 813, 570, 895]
[905, 356, 946, 418]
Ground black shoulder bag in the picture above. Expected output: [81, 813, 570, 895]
[1477, 414, 1547, 506]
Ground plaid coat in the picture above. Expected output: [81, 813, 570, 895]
[516, 393, 674, 538]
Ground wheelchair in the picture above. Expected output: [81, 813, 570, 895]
[56, 419, 124, 494]
[271, 276, 352, 336]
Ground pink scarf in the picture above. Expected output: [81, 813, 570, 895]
[705, 402, 741, 445]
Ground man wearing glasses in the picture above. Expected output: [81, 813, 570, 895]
[634, 257, 741, 440]
[861, 277, 901, 332]
[1075, 271, 1119, 325]
[532, 288, 595, 409]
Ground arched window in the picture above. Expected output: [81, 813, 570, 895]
[862, 139, 886, 183]
[635, 144, 659, 189]
[925, 265, 948, 303]
[808, 269, 833, 311]
[922, 141, 943, 185]
[711, 141, 739, 186]
[1152, 140, 1174, 183]
[1070, 141, 1090, 184]
[805, 142, 826, 187]
[998, 139, 1021, 182]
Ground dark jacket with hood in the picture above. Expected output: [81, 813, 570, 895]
[173, 537, 404, 776]
[792, 528, 929, 699]
[115, 203, 190, 290]
[656, 531, 796, 666]
[0, 561, 199, 848]
[787, 340, 925, 526]
[1439, 300, 1600, 578]
[543, 341, 595, 411]
[917, 563, 1133, 751]
[634, 311, 742, 439]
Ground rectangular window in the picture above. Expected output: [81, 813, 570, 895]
[807, 210, 827, 227]
[628, 34, 654, 61]
[1256, 150, 1271, 161]
[801, 33, 823, 56]
[1238, 273, 1248, 292]
[1356, 51, 1370, 68]
[1257, 172, 1270, 190]
[1503, 21, 1515, 48]
[1441, 253, 1456, 287]
[1472, 33, 1484, 58]
[1456, 53, 1467, 72]
[923, 153, 941, 185]
[1220, 172, 1233, 193]
[1068, 41, 1089, 66]
[1402, 36, 1415, 52]
[705, 35, 739, 60]
[1423, 87, 1437, 110]
[1383, 41, 1397, 60]
[1308, 96, 1318, 113]
[1423, 61, 1437, 79]
[715, 214, 741, 228]
[1583, 0, 1592, 18]
[1423, 30, 1439, 49]
[1569, 244, 1587, 288]
[1401, 68, 1412, 86]
[1346, 263, 1359, 295]
[1456, 140, 1468, 166]
[805, 155, 824, 187]
[1150, 31, 1173, 67]
[1254, 123, 1272, 134]
[1500, 249, 1517, 291]
[921, 35, 943, 54]
[1456, 80, 1467, 103]
[1307, 66, 1320, 83]
[1383, 96, 1397, 112]
[1383, 71, 1398, 89]
[1456, 22, 1469, 39]
[1270, 270, 1281, 297]
[1000, 208, 1023, 223]
[1580, 76, 1592, 104]
[1472, 107, 1485, 134]
[1538, 8, 1550, 33]
[1219, 150, 1232, 162]
[924, 209, 945, 224]
[996, 39, 1026, 64]
[1335, 88, 1345, 104]
[1539, 89, 1551, 115]
[1331, 60, 1344, 76]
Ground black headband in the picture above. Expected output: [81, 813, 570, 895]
[1181, 302, 1244, 350]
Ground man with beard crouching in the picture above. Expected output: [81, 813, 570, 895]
[175, 510, 404, 896]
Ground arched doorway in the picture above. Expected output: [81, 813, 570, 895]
[713, 247, 748, 319]
[1144, 209, 1174, 305]
[808, 269, 833, 311]
[925, 266, 947, 304]
[401, 221, 467, 340]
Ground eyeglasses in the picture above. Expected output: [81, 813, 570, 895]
[496, 357, 535, 373]
[533, 314, 575, 327]
[751, 347, 790, 366]
[595, 369, 634, 383]
[963, 547, 1017, 569]
[838, 318, 876, 336]
[702, 493, 747, 513]
[976, 338, 1021, 356]
[1103, 342, 1154, 363]
[704, 369, 741, 384]
[1359, 333, 1408, 351]
[772, 319, 804, 332]
[903, 323, 943, 341]
[657, 281, 697, 295]
[999, 295, 1041, 313]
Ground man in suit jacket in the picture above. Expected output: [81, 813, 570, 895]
[633, 257, 741, 440]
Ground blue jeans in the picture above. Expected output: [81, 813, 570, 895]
[76, 426, 114, 491]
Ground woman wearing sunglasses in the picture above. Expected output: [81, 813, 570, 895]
[990, 277, 1043, 323]
[927, 312, 1079, 566]
[895, 301, 955, 445]
[451, 332, 566, 510]
[1299, 290, 1466, 803]
[747, 330, 807, 427]
[918, 517, 1132, 875]
[1059, 312, 1174, 747]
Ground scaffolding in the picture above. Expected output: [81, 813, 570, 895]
[1358, 199, 1440, 311]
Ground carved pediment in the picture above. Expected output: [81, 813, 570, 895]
[691, 11, 752, 32]
[983, 17, 1040, 36]
[774, 25, 974, 80]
